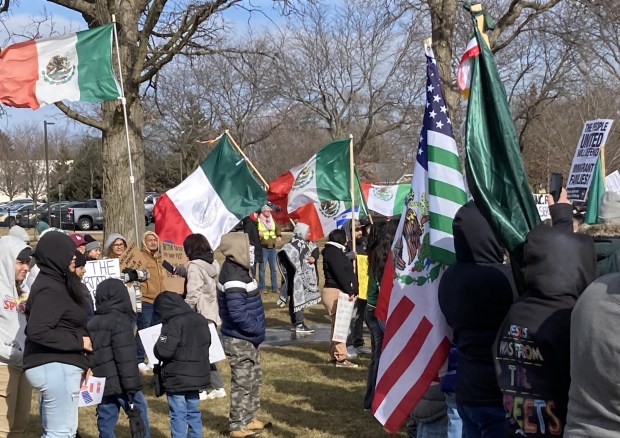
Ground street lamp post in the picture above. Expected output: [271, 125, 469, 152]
[44, 121, 55, 225]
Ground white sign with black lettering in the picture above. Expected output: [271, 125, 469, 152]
[82, 259, 122, 306]
[566, 119, 614, 202]
[533, 194, 551, 221]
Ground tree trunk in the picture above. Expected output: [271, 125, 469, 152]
[101, 94, 145, 244]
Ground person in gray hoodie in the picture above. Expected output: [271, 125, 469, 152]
[0, 236, 33, 436]
[565, 273, 620, 437]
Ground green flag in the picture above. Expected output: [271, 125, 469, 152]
[585, 157, 605, 224]
[463, 19, 541, 276]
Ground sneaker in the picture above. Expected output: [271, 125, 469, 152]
[295, 324, 315, 334]
[229, 429, 257, 438]
[355, 346, 372, 355]
[205, 388, 227, 399]
[336, 360, 359, 368]
[138, 362, 150, 374]
[247, 419, 273, 431]
[346, 346, 358, 359]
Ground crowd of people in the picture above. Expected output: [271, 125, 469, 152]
[1, 189, 619, 437]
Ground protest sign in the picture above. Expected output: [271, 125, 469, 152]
[78, 376, 106, 407]
[82, 258, 121, 305]
[119, 242, 147, 271]
[533, 194, 551, 221]
[356, 254, 369, 300]
[606, 170, 620, 194]
[160, 242, 187, 294]
[566, 119, 614, 202]
[139, 322, 225, 365]
[332, 293, 355, 343]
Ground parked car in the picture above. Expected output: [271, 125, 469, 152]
[2, 201, 34, 227]
[48, 201, 85, 229]
[16, 204, 48, 228]
[66, 199, 104, 231]
[144, 193, 160, 225]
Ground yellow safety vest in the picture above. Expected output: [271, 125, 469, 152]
[257, 220, 276, 240]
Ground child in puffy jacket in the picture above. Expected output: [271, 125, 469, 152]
[154, 291, 211, 438]
[88, 278, 150, 437]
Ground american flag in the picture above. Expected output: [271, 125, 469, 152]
[372, 42, 467, 433]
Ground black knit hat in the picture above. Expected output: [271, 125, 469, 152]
[75, 250, 87, 268]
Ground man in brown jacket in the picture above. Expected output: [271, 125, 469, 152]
[137, 231, 166, 373]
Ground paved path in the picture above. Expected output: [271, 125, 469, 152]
[262, 322, 332, 347]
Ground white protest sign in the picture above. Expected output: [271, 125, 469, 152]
[606, 170, 620, 194]
[78, 376, 106, 407]
[139, 322, 225, 365]
[566, 119, 614, 202]
[533, 194, 551, 221]
[82, 259, 122, 307]
[332, 293, 356, 343]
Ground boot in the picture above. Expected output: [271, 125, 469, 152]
[247, 419, 273, 431]
[229, 429, 257, 438]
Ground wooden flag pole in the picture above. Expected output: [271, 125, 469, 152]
[111, 14, 140, 243]
[471, 2, 490, 47]
[225, 130, 270, 190]
[349, 134, 356, 255]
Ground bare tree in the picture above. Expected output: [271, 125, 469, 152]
[9, 124, 47, 205]
[0, 131, 22, 201]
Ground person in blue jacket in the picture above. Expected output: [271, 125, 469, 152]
[217, 232, 271, 438]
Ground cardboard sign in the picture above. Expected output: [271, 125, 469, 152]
[82, 259, 121, 305]
[118, 242, 147, 271]
[356, 254, 369, 300]
[606, 170, 620, 194]
[139, 322, 225, 366]
[567, 119, 614, 202]
[533, 194, 551, 221]
[332, 293, 356, 343]
[160, 242, 188, 294]
[78, 377, 106, 407]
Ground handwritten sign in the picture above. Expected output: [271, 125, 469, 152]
[119, 242, 147, 271]
[79, 376, 106, 407]
[533, 194, 551, 221]
[567, 119, 614, 202]
[160, 242, 187, 294]
[82, 259, 121, 305]
[332, 293, 355, 343]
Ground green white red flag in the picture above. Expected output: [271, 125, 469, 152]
[154, 135, 266, 248]
[0, 24, 120, 109]
[361, 183, 409, 217]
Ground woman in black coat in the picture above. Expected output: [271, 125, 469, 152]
[23, 231, 92, 437]
[321, 229, 358, 368]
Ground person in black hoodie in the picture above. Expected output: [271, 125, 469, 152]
[154, 291, 211, 438]
[321, 228, 358, 368]
[89, 278, 150, 438]
[439, 201, 517, 437]
[494, 204, 596, 437]
[23, 231, 92, 438]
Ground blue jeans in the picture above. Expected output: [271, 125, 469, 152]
[416, 414, 448, 438]
[167, 391, 202, 438]
[96, 391, 150, 438]
[259, 247, 278, 291]
[364, 305, 385, 409]
[446, 392, 463, 438]
[136, 302, 161, 364]
[457, 404, 505, 438]
[25, 362, 83, 438]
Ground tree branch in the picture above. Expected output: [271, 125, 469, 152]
[54, 102, 107, 131]
[48, 0, 97, 23]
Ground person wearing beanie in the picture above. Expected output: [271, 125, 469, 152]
[70, 234, 87, 254]
[72, 250, 94, 319]
[277, 222, 320, 334]
[581, 191, 620, 277]
[103, 233, 128, 259]
[84, 236, 102, 261]
[8, 226, 30, 244]
[257, 204, 282, 293]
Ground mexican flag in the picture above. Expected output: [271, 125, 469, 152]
[0, 24, 119, 109]
[154, 135, 266, 249]
[362, 183, 409, 217]
[290, 201, 351, 241]
[268, 139, 352, 213]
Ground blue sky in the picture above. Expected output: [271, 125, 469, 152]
[1, 0, 283, 135]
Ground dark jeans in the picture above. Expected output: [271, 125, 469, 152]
[457, 404, 505, 438]
[363, 305, 385, 409]
[96, 392, 150, 438]
[288, 288, 304, 326]
[136, 302, 160, 364]
[347, 298, 367, 348]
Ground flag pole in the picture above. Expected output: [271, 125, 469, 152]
[349, 134, 356, 255]
[111, 14, 140, 243]
[471, 2, 490, 47]
[225, 130, 270, 190]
